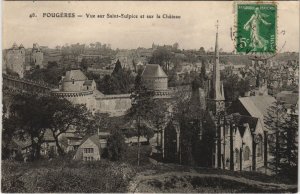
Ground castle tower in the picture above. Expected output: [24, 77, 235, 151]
[210, 20, 225, 116]
[6, 43, 26, 78]
[31, 43, 44, 68]
[141, 64, 170, 98]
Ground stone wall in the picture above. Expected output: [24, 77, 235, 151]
[53, 91, 132, 116]
[96, 94, 132, 116]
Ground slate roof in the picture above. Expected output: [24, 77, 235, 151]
[83, 80, 93, 86]
[238, 96, 276, 119]
[142, 64, 167, 78]
[64, 69, 87, 81]
[80, 134, 101, 148]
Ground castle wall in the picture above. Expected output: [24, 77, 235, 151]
[54, 91, 132, 116]
[96, 95, 132, 116]
[6, 48, 25, 78]
[62, 80, 86, 92]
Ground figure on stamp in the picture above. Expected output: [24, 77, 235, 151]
[243, 7, 271, 51]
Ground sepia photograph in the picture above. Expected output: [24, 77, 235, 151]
[1, 1, 299, 193]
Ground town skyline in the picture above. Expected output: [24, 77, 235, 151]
[3, 1, 299, 52]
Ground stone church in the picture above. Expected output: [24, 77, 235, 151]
[162, 22, 272, 172]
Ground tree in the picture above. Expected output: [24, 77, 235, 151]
[112, 59, 122, 75]
[3, 94, 51, 160]
[265, 101, 298, 182]
[149, 47, 173, 72]
[85, 112, 110, 135]
[126, 85, 155, 165]
[199, 47, 206, 54]
[170, 85, 215, 166]
[46, 97, 90, 156]
[106, 129, 128, 161]
[98, 61, 135, 94]
[25, 61, 68, 86]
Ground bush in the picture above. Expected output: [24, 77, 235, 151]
[1, 160, 136, 193]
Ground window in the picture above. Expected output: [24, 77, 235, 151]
[256, 135, 263, 157]
[235, 149, 240, 164]
[84, 148, 94, 153]
[244, 146, 251, 161]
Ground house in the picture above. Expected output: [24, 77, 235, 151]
[73, 134, 101, 161]
[3, 129, 58, 161]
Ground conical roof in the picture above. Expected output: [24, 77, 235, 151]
[64, 69, 87, 81]
[142, 64, 167, 78]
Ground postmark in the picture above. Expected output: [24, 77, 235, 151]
[236, 3, 277, 54]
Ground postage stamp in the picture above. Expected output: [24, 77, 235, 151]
[236, 3, 277, 54]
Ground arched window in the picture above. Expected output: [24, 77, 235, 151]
[244, 146, 251, 161]
[256, 135, 263, 157]
[235, 149, 240, 164]
[226, 158, 230, 169]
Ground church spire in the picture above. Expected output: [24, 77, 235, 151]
[213, 20, 225, 101]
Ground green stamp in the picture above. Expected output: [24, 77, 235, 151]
[236, 3, 277, 53]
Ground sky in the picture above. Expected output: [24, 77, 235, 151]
[2, 1, 299, 52]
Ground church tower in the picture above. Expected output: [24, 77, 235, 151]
[210, 20, 225, 116]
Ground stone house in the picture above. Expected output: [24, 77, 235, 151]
[73, 134, 101, 161]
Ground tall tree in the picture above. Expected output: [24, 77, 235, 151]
[265, 101, 298, 181]
[126, 85, 155, 165]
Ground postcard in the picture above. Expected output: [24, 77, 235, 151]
[1, 1, 299, 193]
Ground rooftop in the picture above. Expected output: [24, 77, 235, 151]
[238, 95, 276, 119]
[142, 64, 167, 78]
[64, 69, 88, 81]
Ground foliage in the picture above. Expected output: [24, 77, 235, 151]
[149, 47, 173, 72]
[265, 101, 298, 182]
[24, 61, 68, 86]
[45, 97, 90, 155]
[170, 87, 215, 166]
[1, 160, 135, 193]
[3, 94, 90, 159]
[106, 129, 128, 161]
[3, 94, 51, 160]
[112, 59, 122, 75]
[223, 74, 250, 102]
[97, 60, 135, 94]
[85, 112, 110, 135]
